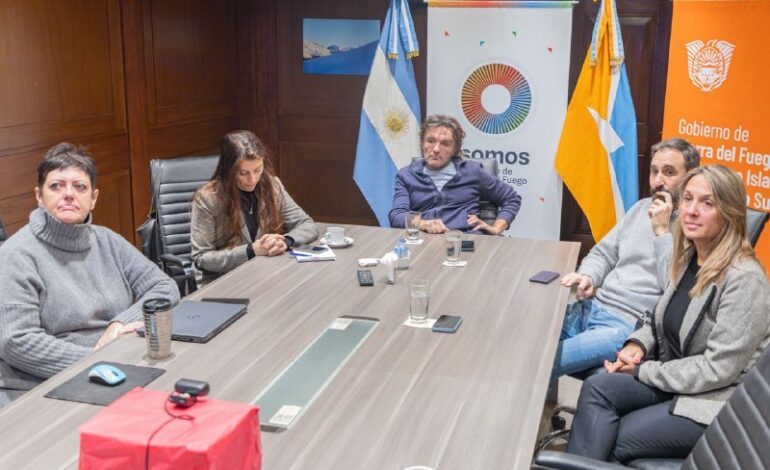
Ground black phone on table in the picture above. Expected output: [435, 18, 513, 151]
[529, 270, 560, 284]
[357, 270, 374, 286]
[292, 244, 328, 253]
[461, 240, 475, 252]
[432, 315, 463, 333]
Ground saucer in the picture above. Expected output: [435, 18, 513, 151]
[322, 236, 354, 248]
[403, 318, 437, 329]
[442, 260, 468, 267]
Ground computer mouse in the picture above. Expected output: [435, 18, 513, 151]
[88, 364, 126, 386]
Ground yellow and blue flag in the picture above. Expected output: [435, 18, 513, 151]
[354, 0, 421, 226]
[554, 0, 638, 241]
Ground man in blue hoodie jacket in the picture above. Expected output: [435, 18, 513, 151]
[389, 115, 522, 235]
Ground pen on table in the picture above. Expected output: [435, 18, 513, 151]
[289, 250, 312, 258]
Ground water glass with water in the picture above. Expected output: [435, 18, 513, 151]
[405, 211, 421, 242]
[409, 279, 430, 323]
[445, 230, 462, 265]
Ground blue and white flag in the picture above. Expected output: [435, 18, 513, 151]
[354, 0, 421, 227]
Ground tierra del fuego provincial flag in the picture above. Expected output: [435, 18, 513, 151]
[554, 0, 638, 242]
[354, 0, 421, 227]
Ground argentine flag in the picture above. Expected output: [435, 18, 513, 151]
[354, 0, 421, 227]
[554, 0, 638, 241]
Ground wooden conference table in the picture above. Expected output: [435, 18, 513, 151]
[0, 224, 578, 470]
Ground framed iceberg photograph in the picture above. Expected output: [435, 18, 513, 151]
[303, 18, 380, 76]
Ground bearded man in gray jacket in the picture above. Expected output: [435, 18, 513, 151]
[553, 138, 700, 378]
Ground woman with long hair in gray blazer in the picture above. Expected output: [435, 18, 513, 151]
[191, 130, 318, 283]
[565, 164, 770, 462]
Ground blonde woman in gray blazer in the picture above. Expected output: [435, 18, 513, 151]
[191, 130, 318, 284]
[566, 165, 770, 463]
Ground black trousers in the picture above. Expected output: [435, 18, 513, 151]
[565, 372, 707, 462]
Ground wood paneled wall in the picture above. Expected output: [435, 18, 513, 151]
[0, 0, 242, 241]
[0, 0, 131, 235]
[122, 0, 240, 231]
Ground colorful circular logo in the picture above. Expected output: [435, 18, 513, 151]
[460, 63, 532, 135]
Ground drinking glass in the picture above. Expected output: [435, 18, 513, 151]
[405, 211, 421, 242]
[444, 230, 462, 265]
[409, 279, 430, 323]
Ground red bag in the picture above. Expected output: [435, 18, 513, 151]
[79, 387, 261, 470]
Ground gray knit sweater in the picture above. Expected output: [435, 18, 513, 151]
[0, 208, 179, 391]
[578, 198, 673, 323]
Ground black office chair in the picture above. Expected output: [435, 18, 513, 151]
[410, 156, 501, 225]
[475, 158, 500, 225]
[533, 343, 770, 470]
[746, 207, 769, 246]
[540, 206, 770, 451]
[138, 155, 219, 296]
[0, 217, 8, 248]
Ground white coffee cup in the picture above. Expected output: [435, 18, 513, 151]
[325, 226, 345, 245]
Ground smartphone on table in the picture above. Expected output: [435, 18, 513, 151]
[529, 270, 560, 284]
[432, 315, 463, 333]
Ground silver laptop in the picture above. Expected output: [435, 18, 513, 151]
[137, 299, 248, 343]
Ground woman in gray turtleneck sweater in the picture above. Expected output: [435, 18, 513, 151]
[0, 143, 179, 406]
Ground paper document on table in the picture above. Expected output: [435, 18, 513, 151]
[269, 405, 302, 426]
[441, 260, 468, 267]
[290, 245, 336, 262]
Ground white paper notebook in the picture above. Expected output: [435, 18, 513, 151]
[290, 245, 336, 262]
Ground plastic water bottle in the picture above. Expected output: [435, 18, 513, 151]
[394, 238, 410, 270]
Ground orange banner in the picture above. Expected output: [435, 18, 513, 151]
[663, 0, 770, 269]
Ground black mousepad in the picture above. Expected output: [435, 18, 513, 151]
[44, 361, 165, 406]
